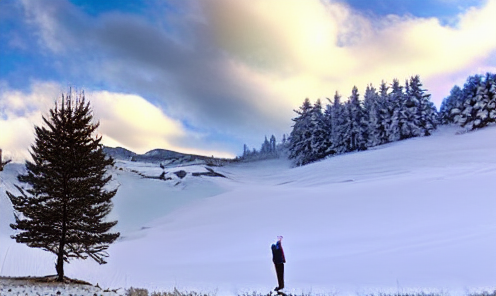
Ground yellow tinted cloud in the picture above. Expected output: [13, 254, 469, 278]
[0, 81, 60, 161]
[204, 0, 496, 106]
[91, 91, 187, 154]
[0, 82, 234, 161]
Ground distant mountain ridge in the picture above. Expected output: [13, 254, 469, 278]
[102, 146, 231, 166]
[103, 147, 137, 160]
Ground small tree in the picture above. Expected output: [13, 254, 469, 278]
[6, 91, 120, 282]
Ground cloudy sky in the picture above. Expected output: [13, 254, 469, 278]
[1, 0, 495, 160]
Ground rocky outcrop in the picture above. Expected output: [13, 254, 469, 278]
[192, 167, 226, 178]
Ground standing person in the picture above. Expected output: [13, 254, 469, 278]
[271, 236, 286, 293]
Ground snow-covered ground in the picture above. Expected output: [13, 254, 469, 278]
[0, 277, 120, 296]
[1, 125, 495, 296]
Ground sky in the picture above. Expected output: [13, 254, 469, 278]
[1, 0, 495, 160]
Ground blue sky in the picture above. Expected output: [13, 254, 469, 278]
[1, 0, 495, 159]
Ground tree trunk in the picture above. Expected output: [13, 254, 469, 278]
[56, 197, 68, 282]
[56, 222, 66, 281]
[56, 248, 64, 281]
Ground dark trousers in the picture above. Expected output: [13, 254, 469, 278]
[274, 263, 284, 289]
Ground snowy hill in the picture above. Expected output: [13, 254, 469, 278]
[1, 125, 495, 296]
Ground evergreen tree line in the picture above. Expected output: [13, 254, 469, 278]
[288, 75, 438, 166]
[238, 135, 288, 161]
[439, 72, 496, 130]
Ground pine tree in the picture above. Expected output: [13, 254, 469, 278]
[329, 92, 346, 155]
[409, 75, 438, 136]
[261, 136, 271, 154]
[323, 99, 334, 154]
[308, 99, 330, 161]
[363, 84, 381, 147]
[399, 78, 422, 139]
[376, 81, 394, 144]
[288, 98, 329, 165]
[342, 86, 367, 152]
[472, 73, 496, 129]
[270, 135, 277, 154]
[389, 79, 411, 140]
[6, 91, 119, 282]
[487, 73, 496, 124]
[456, 74, 483, 128]
[288, 98, 313, 166]
[439, 85, 463, 124]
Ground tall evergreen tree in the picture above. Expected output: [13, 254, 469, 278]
[363, 84, 381, 147]
[409, 75, 438, 136]
[308, 99, 330, 161]
[6, 91, 120, 282]
[471, 73, 496, 129]
[288, 99, 329, 165]
[439, 85, 463, 124]
[342, 86, 367, 152]
[399, 78, 421, 139]
[486, 73, 496, 124]
[388, 79, 408, 140]
[376, 81, 394, 144]
[270, 135, 277, 153]
[455, 74, 483, 128]
[288, 98, 314, 166]
[329, 92, 346, 154]
[261, 136, 271, 154]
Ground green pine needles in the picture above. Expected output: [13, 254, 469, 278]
[6, 91, 120, 282]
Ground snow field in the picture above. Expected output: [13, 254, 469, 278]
[0, 125, 495, 296]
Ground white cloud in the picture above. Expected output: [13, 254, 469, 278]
[90, 91, 236, 157]
[0, 82, 235, 161]
[91, 91, 187, 154]
[204, 0, 496, 107]
[0, 81, 60, 161]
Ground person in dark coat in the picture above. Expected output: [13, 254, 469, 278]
[271, 236, 286, 292]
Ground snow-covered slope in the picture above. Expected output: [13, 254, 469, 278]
[1, 125, 495, 296]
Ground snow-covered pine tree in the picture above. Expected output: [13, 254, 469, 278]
[341, 86, 367, 152]
[363, 84, 381, 147]
[288, 99, 330, 165]
[376, 81, 393, 144]
[409, 75, 438, 136]
[288, 98, 313, 166]
[455, 74, 483, 128]
[270, 135, 277, 154]
[261, 136, 271, 154]
[323, 99, 333, 148]
[308, 99, 330, 162]
[486, 73, 496, 125]
[399, 78, 421, 139]
[329, 92, 346, 155]
[471, 72, 496, 129]
[6, 91, 119, 282]
[439, 85, 463, 124]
